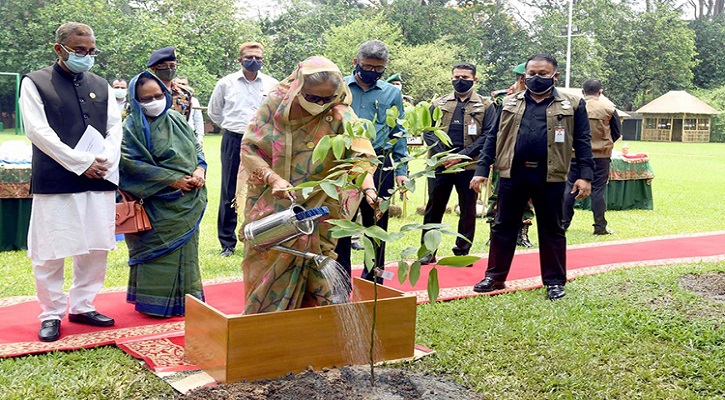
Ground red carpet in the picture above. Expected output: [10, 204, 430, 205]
[1, 231, 724, 358]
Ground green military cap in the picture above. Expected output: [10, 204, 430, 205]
[512, 62, 526, 75]
[386, 73, 402, 83]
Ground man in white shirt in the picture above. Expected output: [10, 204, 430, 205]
[20, 22, 122, 342]
[207, 42, 278, 257]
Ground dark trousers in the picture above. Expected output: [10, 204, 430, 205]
[486, 164, 567, 286]
[563, 158, 610, 231]
[421, 169, 477, 255]
[218, 131, 242, 249]
[335, 155, 395, 283]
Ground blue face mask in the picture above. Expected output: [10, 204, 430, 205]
[242, 59, 263, 72]
[63, 52, 94, 74]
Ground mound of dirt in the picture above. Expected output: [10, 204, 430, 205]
[179, 365, 485, 400]
[680, 271, 725, 303]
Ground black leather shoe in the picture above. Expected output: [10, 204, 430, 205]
[593, 228, 614, 235]
[419, 254, 437, 265]
[38, 319, 61, 342]
[546, 285, 566, 300]
[68, 311, 115, 327]
[473, 277, 506, 293]
[220, 247, 235, 257]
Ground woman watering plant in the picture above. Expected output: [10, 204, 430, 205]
[240, 56, 377, 314]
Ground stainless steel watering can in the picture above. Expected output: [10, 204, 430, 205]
[243, 204, 330, 251]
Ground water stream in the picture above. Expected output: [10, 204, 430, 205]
[319, 259, 382, 365]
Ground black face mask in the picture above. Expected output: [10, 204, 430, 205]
[525, 74, 556, 95]
[355, 64, 384, 85]
[452, 78, 474, 94]
[154, 68, 177, 82]
[242, 59, 263, 72]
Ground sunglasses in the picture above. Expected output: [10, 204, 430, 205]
[138, 93, 166, 104]
[302, 93, 337, 104]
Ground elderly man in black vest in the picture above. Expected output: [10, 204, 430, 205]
[20, 22, 122, 342]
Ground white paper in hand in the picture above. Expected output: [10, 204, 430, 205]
[74, 125, 105, 154]
[74, 125, 119, 185]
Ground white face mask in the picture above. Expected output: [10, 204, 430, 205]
[297, 94, 329, 116]
[141, 98, 166, 117]
[113, 88, 127, 99]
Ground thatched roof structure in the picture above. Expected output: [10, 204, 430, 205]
[635, 91, 720, 115]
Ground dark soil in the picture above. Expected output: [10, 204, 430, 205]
[179, 365, 485, 400]
[679, 271, 725, 303]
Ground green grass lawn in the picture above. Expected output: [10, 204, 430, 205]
[1, 129, 724, 399]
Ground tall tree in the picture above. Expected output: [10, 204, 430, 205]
[690, 15, 725, 88]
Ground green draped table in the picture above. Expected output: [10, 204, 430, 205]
[576, 155, 654, 211]
[0, 165, 32, 251]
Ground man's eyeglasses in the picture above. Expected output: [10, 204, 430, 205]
[154, 63, 177, 70]
[302, 93, 337, 104]
[138, 93, 166, 104]
[242, 56, 263, 61]
[359, 63, 386, 73]
[59, 43, 99, 58]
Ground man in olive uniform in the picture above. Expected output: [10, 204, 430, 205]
[485, 62, 535, 248]
[562, 78, 621, 234]
[470, 53, 594, 300]
[419, 62, 497, 264]
[147, 46, 193, 122]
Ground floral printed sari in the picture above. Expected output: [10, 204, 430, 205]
[240, 56, 375, 314]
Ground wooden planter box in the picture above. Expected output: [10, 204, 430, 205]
[184, 277, 417, 383]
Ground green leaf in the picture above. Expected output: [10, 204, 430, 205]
[364, 225, 392, 242]
[319, 181, 339, 201]
[436, 256, 479, 268]
[379, 199, 390, 214]
[409, 260, 421, 286]
[332, 134, 345, 160]
[327, 219, 362, 229]
[361, 236, 375, 273]
[385, 105, 399, 128]
[312, 135, 331, 164]
[432, 106, 443, 125]
[400, 246, 418, 259]
[293, 180, 321, 188]
[330, 228, 361, 238]
[403, 179, 416, 193]
[302, 187, 314, 198]
[397, 260, 408, 285]
[427, 267, 439, 303]
[423, 230, 442, 251]
[433, 129, 452, 147]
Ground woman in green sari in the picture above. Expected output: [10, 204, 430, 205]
[120, 71, 207, 317]
[240, 56, 377, 314]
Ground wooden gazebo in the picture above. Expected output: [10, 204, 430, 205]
[636, 91, 720, 142]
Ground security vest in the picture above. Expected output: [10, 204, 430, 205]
[25, 63, 116, 194]
[496, 89, 581, 182]
[431, 92, 493, 171]
[584, 95, 615, 158]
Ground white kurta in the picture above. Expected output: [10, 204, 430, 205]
[19, 77, 123, 262]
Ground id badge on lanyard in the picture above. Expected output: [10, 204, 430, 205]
[467, 122, 477, 136]
[555, 125, 566, 143]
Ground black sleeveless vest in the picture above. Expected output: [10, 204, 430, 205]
[24, 63, 117, 194]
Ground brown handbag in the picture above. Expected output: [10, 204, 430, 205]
[115, 190, 152, 234]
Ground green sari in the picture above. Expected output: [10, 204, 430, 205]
[240, 56, 375, 314]
[120, 71, 207, 317]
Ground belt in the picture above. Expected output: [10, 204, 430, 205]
[523, 161, 539, 168]
[222, 129, 243, 138]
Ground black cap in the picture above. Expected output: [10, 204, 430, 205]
[147, 46, 177, 68]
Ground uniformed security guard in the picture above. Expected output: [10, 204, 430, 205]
[486, 62, 536, 248]
[470, 53, 594, 300]
[562, 78, 621, 234]
[419, 62, 497, 265]
[147, 46, 193, 121]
